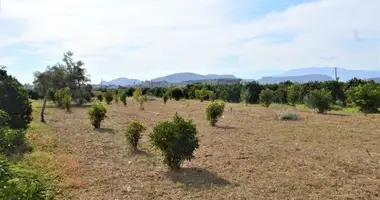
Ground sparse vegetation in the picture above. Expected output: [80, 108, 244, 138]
[125, 121, 146, 151]
[277, 111, 300, 121]
[88, 101, 107, 129]
[149, 113, 199, 171]
[259, 89, 274, 107]
[206, 100, 225, 126]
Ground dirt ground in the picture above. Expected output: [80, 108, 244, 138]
[36, 98, 380, 200]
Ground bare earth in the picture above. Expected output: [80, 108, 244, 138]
[37, 99, 380, 200]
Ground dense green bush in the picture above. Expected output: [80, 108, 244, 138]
[277, 111, 299, 121]
[96, 93, 103, 102]
[347, 83, 380, 113]
[0, 68, 33, 129]
[0, 126, 30, 155]
[114, 92, 119, 104]
[88, 101, 107, 129]
[259, 89, 274, 107]
[274, 88, 287, 104]
[149, 114, 199, 170]
[126, 87, 135, 97]
[61, 88, 72, 112]
[121, 92, 127, 107]
[208, 91, 217, 101]
[0, 109, 10, 127]
[171, 88, 183, 101]
[195, 89, 206, 102]
[0, 156, 54, 200]
[104, 92, 113, 104]
[242, 81, 263, 104]
[206, 100, 225, 126]
[163, 94, 169, 104]
[305, 89, 332, 113]
[287, 84, 300, 107]
[125, 121, 146, 151]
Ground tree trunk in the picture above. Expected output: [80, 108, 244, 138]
[40, 91, 48, 123]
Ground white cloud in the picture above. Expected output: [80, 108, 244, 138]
[0, 0, 379, 82]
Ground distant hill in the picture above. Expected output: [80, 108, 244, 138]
[280, 67, 380, 81]
[101, 77, 142, 86]
[258, 74, 334, 84]
[151, 72, 237, 83]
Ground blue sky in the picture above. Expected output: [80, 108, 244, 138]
[0, 0, 379, 84]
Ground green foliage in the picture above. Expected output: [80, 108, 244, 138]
[133, 87, 143, 101]
[305, 89, 332, 113]
[171, 88, 183, 101]
[0, 126, 30, 155]
[242, 81, 263, 104]
[240, 89, 249, 105]
[194, 89, 205, 102]
[54, 88, 71, 110]
[121, 92, 127, 107]
[206, 100, 225, 126]
[274, 88, 287, 104]
[347, 83, 380, 113]
[0, 68, 33, 129]
[0, 156, 54, 200]
[259, 89, 274, 107]
[133, 88, 147, 110]
[287, 84, 300, 107]
[125, 121, 146, 151]
[277, 111, 299, 121]
[104, 92, 113, 105]
[126, 87, 135, 97]
[114, 91, 119, 104]
[149, 114, 199, 170]
[208, 91, 217, 101]
[96, 93, 103, 102]
[0, 110, 10, 127]
[88, 101, 107, 129]
[163, 94, 169, 104]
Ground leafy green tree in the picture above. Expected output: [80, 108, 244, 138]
[150, 114, 199, 170]
[287, 84, 300, 107]
[0, 67, 32, 129]
[347, 83, 380, 113]
[121, 92, 127, 107]
[125, 121, 146, 151]
[171, 88, 183, 101]
[242, 81, 263, 104]
[259, 89, 274, 107]
[88, 101, 107, 129]
[206, 101, 225, 126]
[274, 87, 287, 104]
[305, 89, 332, 113]
[104, 92, 113, 104]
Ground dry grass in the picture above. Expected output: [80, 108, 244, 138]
[34, 98, 380, 199]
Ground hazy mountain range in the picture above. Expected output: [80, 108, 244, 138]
[99, 67, 380, 86]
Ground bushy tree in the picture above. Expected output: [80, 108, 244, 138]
[171, 88, 183, 101]
[96, 93, 103, 102]
[305, 89, 332, 113]
[55, 87, 72, 111]
[120, 92, 127, 107]
[0, 67, 32, 129]
[274, 87, 287, 104]
[259, 89, 274, 107]
[347, 83, 380, 113]
[125, 121, 146, 151]
[287, 84, 300, 107]
[206, 100, 225, 126]
[208, 91, 217, 101]
[0, 126, 29, 155]
[240, 88, 249, 105]
[126, 87, 135, 97]
[242, 81, 263, 104]
[104, 92, 113, 104]
[133, 87, 147, 110]
[88, 101, 107, 128]
[149, 114, 199, 170]
[195, 89, 206, 102]
[163, 94, 169, 104]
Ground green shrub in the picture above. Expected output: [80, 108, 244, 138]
[163, 94, 169, 104]
[96, 93, 103, 102]
[208, 91, 217, 101]
[114, 92, 119, 104]
[0, 126, 29, 155]
[138, 95, 148, 110]
[347, 83, 380, 113]
[88, 101, 107, 129]
[104, 92, 113, 104]
[171, 88, 183, 101]
[305, 89, 332, 113]
[125, 121, 146, 151]
[121, 92, 127, 107]
[195, 89, 207, 102]
[259, 89, 274, 107]
[0, 109, 10, 127]
[0, 68, 32, 129]
[287, 84, 300, 107]
[0, 156, 55, 200]
[206, 100, 225, 126]
[149, 114, 199, 170]
[277, 111, 299, 121]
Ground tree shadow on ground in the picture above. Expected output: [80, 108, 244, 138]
[94, 127, 115, 134]
[165, 167, 231, 189]
[215, 125, 237, 130]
